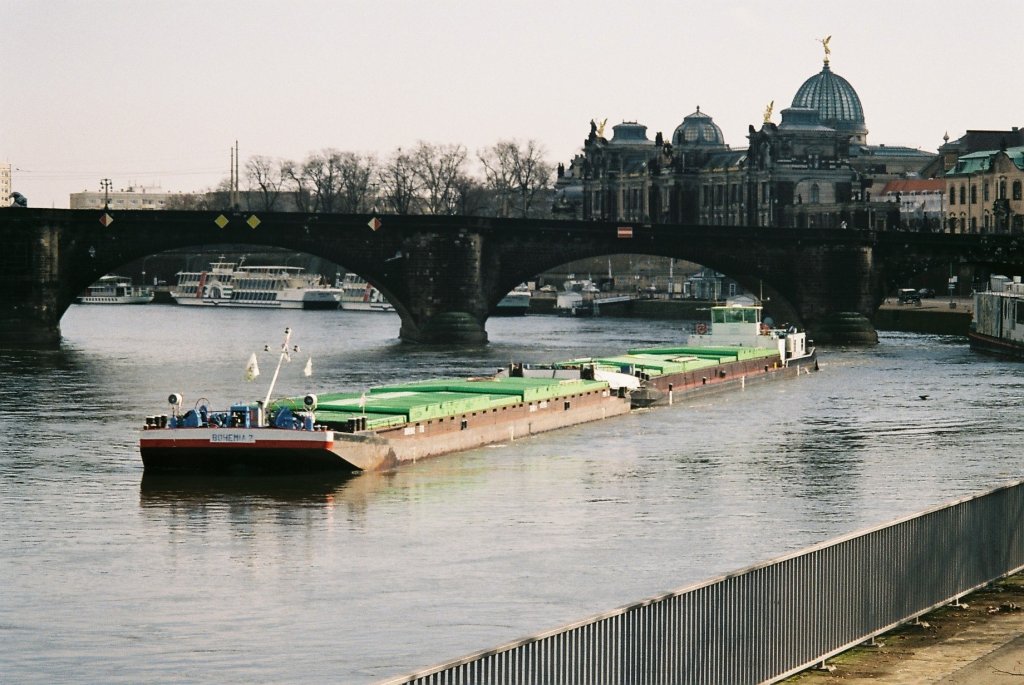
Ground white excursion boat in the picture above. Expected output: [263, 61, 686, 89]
[171, 261, 342, 310]
[76, 274, 154, 305]
[339, 273, 394, 312]
[969, 275, 1024, 360]
[495, 285, 531, 316]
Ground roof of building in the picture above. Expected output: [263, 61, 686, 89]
[946, 146, 1024, 175]
[792, 61, 866, 134]
[609, 121, 655, 146]
[879, 179, 945, 195]
[778, 107, 835, 132]
[671, 107, 728, 148]
[858, 145, 933, 158]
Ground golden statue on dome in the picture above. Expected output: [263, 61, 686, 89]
[819, 35, 831, 64]
[763, 100, 774, 124]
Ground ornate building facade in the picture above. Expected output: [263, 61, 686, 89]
[553, 47, 936, 230]
[940, 131, 1024, 234]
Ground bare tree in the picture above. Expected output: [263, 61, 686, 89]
[336, 152, 378, 213]
[245, 155, 285, 210]
[410, 142, 468, 215]
[378, 148, 420, 215]
[302, 149, 345, 213]
[453, 174, 489, 216]
[479, 139, 554, 218]
[281, 159, 312, 212]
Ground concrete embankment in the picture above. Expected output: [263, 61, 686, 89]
[874, 298, 972, 336]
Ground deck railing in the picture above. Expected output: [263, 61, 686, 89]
[377, 479, 1024, 684]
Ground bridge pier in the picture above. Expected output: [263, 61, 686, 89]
[399, 311, 488, 345]
[395, 230, 490, 344]
[805, 311, 879, 345]
[0, 309, 62, 348]
[793, 243, 881, 345]
[0, 220, 64, 349]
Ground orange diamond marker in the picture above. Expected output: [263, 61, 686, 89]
[99, 213, 114, 227]
[368, 217, 382, 231]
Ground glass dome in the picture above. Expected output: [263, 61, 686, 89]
[671, 107, 727, 148]
[791, 63, 867, 140]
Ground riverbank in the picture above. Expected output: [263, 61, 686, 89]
[874, 297, 973, 336]
[529, 294, 974, 336]
[787, 572, 1024, 683]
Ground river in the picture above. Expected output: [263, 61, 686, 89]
[1, 305, 1022, 683]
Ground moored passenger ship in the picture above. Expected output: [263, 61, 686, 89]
[171, 261, 343, 310]
[969, 275, 1024, 360]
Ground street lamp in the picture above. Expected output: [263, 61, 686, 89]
[100, 178, 112, 209]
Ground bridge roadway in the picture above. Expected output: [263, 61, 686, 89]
[1, 208, 1021, 348]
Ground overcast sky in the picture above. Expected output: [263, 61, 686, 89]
[4, 0, 1021, 209]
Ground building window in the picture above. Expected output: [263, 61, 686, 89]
[810, 184, 820, 204]
[949, 186, 956, 206]
[970, 184, 977, 204]
[959, 184, 966, 205]
[984, 182, 990, 201]
[1014, 180, 1022, 201]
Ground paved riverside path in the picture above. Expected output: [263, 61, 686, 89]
[787, 575, 1024, 683]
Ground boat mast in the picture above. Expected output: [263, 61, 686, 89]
[263, 327, 293, 408]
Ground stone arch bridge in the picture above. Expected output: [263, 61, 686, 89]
[2, 208, 1022, 348]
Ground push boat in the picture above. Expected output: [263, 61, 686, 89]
[171, 260, 343, 310]
[969, 275, 1024, 360]
[76, 274, 154, 305]
[139, 306, 816, 474]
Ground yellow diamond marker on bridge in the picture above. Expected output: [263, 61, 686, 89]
[99, 213, 114, 227]
[247, 215, 261, 229]
[368, 217, 382, 231]
[214, 214, 229, 229]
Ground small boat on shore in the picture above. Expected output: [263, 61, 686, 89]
[969, 275, 1024, 360]
[76, 274, 154, 305]
[139, 309, 816, 474]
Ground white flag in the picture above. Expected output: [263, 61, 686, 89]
[359, 392, 366, 412]
[244, 352, 260, 381]
[303, 356, 313, 377]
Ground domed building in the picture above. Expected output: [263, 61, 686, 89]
[556, 42, 936, 230]
[672, 107, 728, 149]
[791, 60, 868, 145]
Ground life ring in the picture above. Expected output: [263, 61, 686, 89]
[696, 323, 708, 335]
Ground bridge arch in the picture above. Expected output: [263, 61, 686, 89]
[4, 208, 1023, 349]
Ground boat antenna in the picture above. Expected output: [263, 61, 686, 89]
[263, 327, 293, 408]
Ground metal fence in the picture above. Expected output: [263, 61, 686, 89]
[377, 480, 1024, 684]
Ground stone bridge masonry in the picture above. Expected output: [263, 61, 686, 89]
[1, 208, 1021, 349]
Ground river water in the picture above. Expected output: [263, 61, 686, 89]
[2, 306, 1022, 683]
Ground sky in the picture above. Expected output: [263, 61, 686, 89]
[3, 0, 1022, 209]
